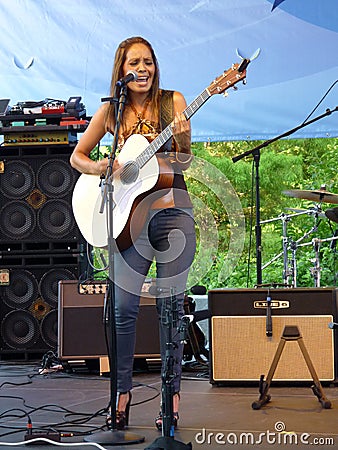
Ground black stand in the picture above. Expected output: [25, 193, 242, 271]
[232, 106, 338, 285]
[84, 87, 144, 445]
[146, 288, 192, 450]
[252, 325, 332, 410]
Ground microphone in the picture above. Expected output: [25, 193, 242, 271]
[328, 322, 338, 329]
[116, 70, 138, 87]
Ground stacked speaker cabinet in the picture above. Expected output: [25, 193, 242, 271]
[208, 288, 338, 384]
[0, 143, 85, 358]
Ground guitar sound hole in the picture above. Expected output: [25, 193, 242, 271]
[120, 162, 139, 185]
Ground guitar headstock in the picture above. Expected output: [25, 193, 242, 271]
[207, 62, 248, 96]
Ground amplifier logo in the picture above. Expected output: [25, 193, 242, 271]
[254, 300, 289, 309]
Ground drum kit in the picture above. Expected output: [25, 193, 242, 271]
[262, 185, 338, 288]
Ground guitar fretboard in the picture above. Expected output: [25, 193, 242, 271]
[136, 88, 211, 169]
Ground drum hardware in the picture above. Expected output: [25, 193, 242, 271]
[295, 235, 338, 287]
[262, 183, 338, 287]
[261, 212, 296, 286]
[310, 239, 321, 288]
[261, 209, 320, 287]
[286, 206, 326, 218]
[296, 239, 320, 287]
[280, 186, 338, 286]
[285, 205, 323, 287]
[287, 224, 320, 287]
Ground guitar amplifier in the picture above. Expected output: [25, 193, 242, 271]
[208, 288, 338, 383]
[58, 280, 160, 360]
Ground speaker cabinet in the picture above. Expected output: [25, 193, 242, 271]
[0, 266, 78, 355]
[58, 280, 160, 360]
[0, 144, 85, 358]
[0, 146, 82, 249]
[208, 288, 338, 383]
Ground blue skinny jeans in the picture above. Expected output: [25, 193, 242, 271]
[113, 207, 196, 393]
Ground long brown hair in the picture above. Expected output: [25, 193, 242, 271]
[104, 36, 161, 132]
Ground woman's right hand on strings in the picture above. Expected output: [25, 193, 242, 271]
[97, 157, 120, 177]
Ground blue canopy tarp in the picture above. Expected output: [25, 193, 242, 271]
[0, 0, 337, 141]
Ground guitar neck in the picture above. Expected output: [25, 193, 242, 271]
[136, 88, 211, 168]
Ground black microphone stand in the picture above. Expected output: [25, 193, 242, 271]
[84, 86, 144, 445]
[232, 106, 338, 286]
[146, 287, 192, 450]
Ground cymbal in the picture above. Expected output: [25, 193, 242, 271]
[283, 189, 338, 204]
[325, 207, 338, 224]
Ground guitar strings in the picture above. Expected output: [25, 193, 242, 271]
[118, 88, 209, 178]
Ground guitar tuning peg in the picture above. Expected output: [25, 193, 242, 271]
[223, 92, 229, 98]
[232, 86, 238, 91]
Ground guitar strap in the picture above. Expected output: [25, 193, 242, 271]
[160, 89, 174, 154]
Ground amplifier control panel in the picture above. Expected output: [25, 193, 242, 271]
[3, 130, 77, 146]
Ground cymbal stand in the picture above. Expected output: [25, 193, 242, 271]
[286, 205, 324, 287]
[310, 238, 321, 287]
[281, 214, 293, 286]
[309, 206, 329, 287]
[298, 234, 338, 287]
[261, 210, 308, 287]
[288, 238, 297, 287]
[261, 213, 292, 278]
[288, 221, 319, 287]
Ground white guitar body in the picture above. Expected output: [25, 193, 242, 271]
[72, 134, 159, 248]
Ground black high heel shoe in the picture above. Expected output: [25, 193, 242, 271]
[155, 393, 180, 431]
[106, 391, 132, 430]
[155, 411, 179, 431]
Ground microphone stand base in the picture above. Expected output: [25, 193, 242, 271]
[84, 429, 145, 445]
[145, 436, 192, 450]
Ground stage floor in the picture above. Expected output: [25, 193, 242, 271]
[0, 360, 337, 450]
